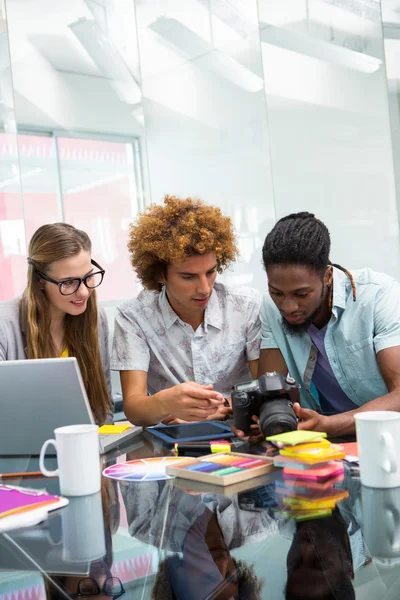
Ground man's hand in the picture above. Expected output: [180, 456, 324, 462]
[163, 396, 231, 424]
[161, 415, 187, 425]
[205, 397, 232, 421]
[160, 382, 224, 422]
[232, 416, 264, 445]
[293, 403, 328, 432]
[206, 403, 232, 421]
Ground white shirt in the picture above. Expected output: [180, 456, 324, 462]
[111, 282, 261, 397]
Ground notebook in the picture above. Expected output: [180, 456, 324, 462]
[0, 485, 68, 532]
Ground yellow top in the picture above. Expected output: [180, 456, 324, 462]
[60, 347, 69, 358]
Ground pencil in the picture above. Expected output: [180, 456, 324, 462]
[0, 471, 45, 479]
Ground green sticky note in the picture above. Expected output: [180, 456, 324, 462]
[266, 430, 327, 446]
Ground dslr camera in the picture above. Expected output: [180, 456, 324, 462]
[231, 372, 300, 438]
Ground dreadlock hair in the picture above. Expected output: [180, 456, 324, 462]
[262, 212, 356, 303]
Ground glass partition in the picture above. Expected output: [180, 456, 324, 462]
[0, 0, 25, 301]
[134, 0, 276, 290]
[2, 0, 400, 301]
[258, 0, 400, 277]
[382, 0, 400, 228]
[4, 0, 146, 303]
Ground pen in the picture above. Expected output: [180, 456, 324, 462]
[174, 441, 231, 456]
[174, 440, 231, 447]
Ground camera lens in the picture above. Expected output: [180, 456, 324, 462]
[259, 400, 297, 438]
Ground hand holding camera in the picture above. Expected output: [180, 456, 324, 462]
[231, 372, 300, 439]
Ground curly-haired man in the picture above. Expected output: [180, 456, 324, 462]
[111, 195, 261, 426]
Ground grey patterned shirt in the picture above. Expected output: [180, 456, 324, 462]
[111, 282, 261, 396]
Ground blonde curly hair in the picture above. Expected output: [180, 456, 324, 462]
[128, 195, 238, 291]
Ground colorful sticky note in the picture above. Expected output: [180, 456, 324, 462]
[98, 424, 131, 435]
[266, 430, 327, 447]
[280, 444, 345, 463]
[286, 438, 331, 451]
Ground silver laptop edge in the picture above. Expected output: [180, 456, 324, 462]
[0, 358, 141, 456]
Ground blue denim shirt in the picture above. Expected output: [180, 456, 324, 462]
[260, 267, 400, 411]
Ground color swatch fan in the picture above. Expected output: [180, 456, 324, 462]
[103, 457, 193, 482]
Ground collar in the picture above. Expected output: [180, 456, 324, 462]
[158, 286, 223, 331]
[159, 286, 179, 329]
[331, 266, 350, 313]
[204, 287, 222, 332]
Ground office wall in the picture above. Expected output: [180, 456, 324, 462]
[383, 0, 400, 230]
[1, 0, 400, 307]
[260, 0, 400, 276]
[0, 0, 25, 301]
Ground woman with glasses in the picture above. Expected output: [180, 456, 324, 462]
[45, 563, 125, 600]
[0, 222, 112, 425]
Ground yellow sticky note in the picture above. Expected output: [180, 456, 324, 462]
[98, 424, 131, 435]
[266, 430, 327, 446]
[287, 438, 331, 451]
[281, 443, 344, 460]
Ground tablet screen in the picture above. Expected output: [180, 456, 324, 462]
[153, 423, 229, 440]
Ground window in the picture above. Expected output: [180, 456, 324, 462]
[0, 132, 142, 302]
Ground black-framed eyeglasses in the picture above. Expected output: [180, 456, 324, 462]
[70, 576, 125, 599]
[29, 259, 105, 296]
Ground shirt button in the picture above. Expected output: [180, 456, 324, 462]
[310, 356, 315, 361]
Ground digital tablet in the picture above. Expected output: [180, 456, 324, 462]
[145, 421, 234, 444]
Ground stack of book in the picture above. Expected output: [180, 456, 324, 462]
[266, 430, 348, 521]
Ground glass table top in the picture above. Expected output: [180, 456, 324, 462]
[0, 431, 398, 600]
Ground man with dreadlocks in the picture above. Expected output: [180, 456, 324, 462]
[258, 211, 400, 437]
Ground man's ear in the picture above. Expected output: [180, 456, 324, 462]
[325, 265, 333, 287]
[159, 264, 168, 286]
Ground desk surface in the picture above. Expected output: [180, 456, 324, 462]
[0, 431, 395, 600]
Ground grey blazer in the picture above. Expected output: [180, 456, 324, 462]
[0, 297, 113, 421]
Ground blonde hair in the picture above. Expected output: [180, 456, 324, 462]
[20, 223, 111, 424]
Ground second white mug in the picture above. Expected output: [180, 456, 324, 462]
[355, 411, 400, 488]
[361, 485, 400, 558]
[62, 491, 106, 563]
[39, 424, 101, 496]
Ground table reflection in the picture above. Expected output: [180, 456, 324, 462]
[43, 477, 120, 600]
[285, 509, 355, 600]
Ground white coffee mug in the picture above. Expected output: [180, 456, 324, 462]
[40, 424, 101, 496]
[361, 485, 400, 558]
[62, 491, 106, 563]
[355, 411, 400, 488]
